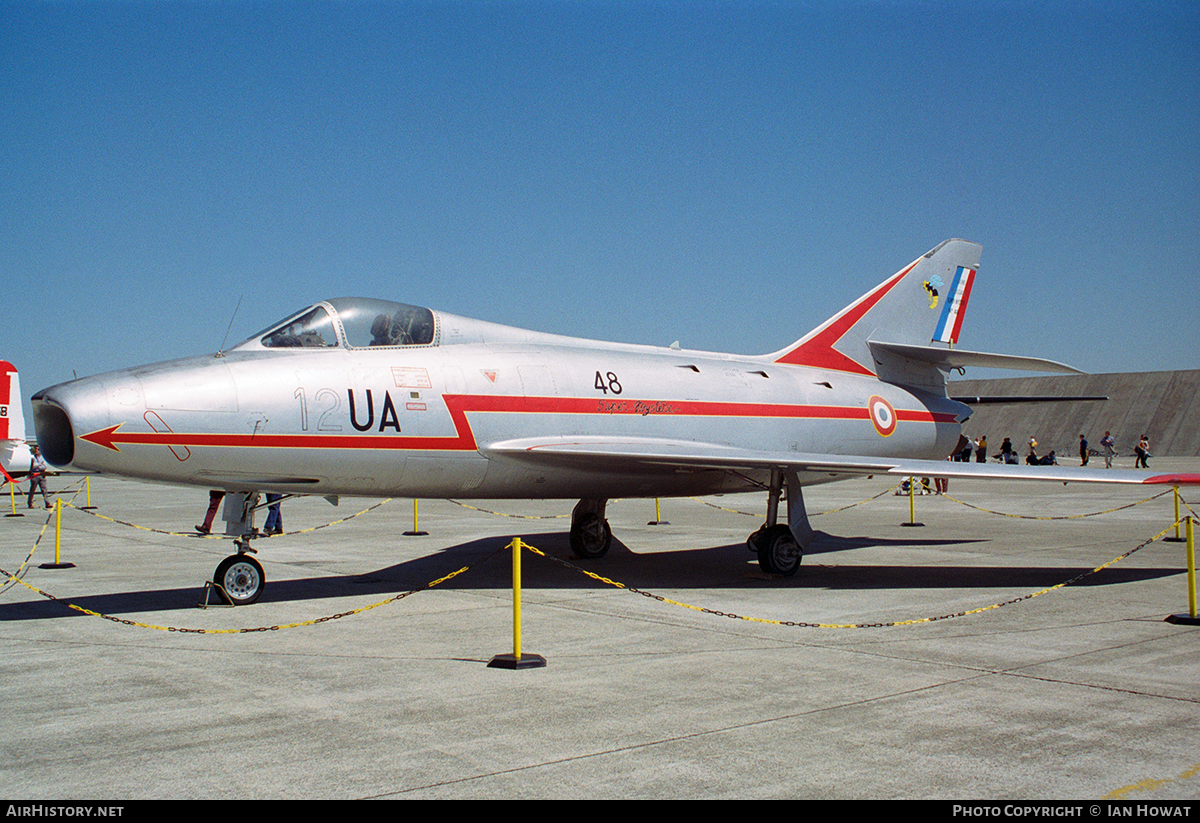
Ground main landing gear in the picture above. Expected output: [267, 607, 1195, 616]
[570, 498, 612, 559]
[209, 491, 267, 605]
[746, 469, 815, 577]
[747, 523, 803, 576]
[567, 473, 814, 578]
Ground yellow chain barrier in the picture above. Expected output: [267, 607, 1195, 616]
[447, 499, 570, 519]
[6, 486, 1192, 635]
[0, 543, 504, 634]
[691, 485, 901, 518]
[0, 485, 83, 594]
[63, 497, 394, 537]
[941, 488, 1174, 520]
[520, 522, 1184, 628]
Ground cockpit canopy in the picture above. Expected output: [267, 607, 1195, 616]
[247, 298, 437, 350]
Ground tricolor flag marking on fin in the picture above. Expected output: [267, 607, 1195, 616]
[932, 266, 975, 344]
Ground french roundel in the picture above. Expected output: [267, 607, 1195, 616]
[868, 395, 897, 437]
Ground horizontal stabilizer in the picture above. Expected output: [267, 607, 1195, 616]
[870, 341, 1084, 375]
[951, 395, 1108, 405]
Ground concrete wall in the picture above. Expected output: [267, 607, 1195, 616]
[946, 369, 1200, 459]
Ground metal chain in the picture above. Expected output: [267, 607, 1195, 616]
[941, 488, 1173, 520]
[519, 522, 1181, 629]
[0, 544, 508, 634]
[690, 485, 901, 518]
[64, 497, 394, 538]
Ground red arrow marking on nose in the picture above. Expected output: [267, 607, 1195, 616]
[80, 424, 125, 452]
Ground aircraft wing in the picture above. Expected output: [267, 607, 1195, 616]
[484, 437, 1200, 487]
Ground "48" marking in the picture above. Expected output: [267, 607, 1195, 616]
[594, 371, 622, 395]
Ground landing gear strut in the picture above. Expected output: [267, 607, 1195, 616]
[210, 491, 267, 605]
[747, 469, 814, 576]
[570, 498, 612, 559]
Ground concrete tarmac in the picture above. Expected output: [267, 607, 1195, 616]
[1, 463, 1198, 799]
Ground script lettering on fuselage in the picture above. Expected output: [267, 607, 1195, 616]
[597, 399, 679, 416]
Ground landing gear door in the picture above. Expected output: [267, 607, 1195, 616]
[222, 491, 260, 537]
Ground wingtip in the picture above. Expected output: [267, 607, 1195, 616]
[1142, 473, 1200, 486]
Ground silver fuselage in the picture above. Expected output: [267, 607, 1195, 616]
[32, 307, 968, 499]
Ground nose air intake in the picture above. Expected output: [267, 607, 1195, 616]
[32, 395, 75, 467]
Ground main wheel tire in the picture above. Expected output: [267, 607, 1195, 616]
[214, 554, 265, 605]
[746, 524, 769, 553]
[570, 513, 612, 559]
[757, 524, 802, 577]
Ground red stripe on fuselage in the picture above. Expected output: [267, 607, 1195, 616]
[81, 394, 956, 453]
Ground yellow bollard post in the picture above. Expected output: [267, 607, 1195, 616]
[488, 538, 546, 669]
[1176, 488, 1182, 541]
[1167, 517, 1198, 625]
[40, 498, 75, 569]
[647, 497, 668, 526]
[901, 476, 924, 527]
[1190, 517, 1196, 620]
[5, 479, 23, 518]
[1165, 487, 1184, 541]
[403, 498, 428, 536]
[80, 476, 97, 510]
[513, 537, 522, 660]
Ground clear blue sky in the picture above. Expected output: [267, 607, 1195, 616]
[3, 0, 1197, 427]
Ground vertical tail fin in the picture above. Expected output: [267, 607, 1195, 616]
[770, 239, 983, 375]
[0, 361, 24, 442]
[1, 361, 33, 477]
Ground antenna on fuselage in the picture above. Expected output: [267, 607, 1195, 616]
[216, 294, 245, 358]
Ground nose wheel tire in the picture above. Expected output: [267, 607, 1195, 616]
[214, 554, 265, 605]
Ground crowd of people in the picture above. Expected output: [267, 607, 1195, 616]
[948, 430, 1149, 469]
[920, 430, 1153, 495]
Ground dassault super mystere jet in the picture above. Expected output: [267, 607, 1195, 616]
[31, 240, 1200, 604]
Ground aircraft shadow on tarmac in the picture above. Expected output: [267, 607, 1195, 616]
[0, 530, 1183, 620]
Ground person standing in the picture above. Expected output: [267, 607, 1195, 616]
[935, 454, 950, 494]
[998, 437, 1015, 464]
[1135, 435, 1150, 468]
[1100, 431, 1115, 468]
[975, 435, 988, 463]
[195, 490, 226, 534]
[26, 445, 51, 509]
[1079, 434, 1089, 466]
[264, 493, 284, 535]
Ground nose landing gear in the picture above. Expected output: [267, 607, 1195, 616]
[205, 491, 267, 606]
[213, 552, 265, 605]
